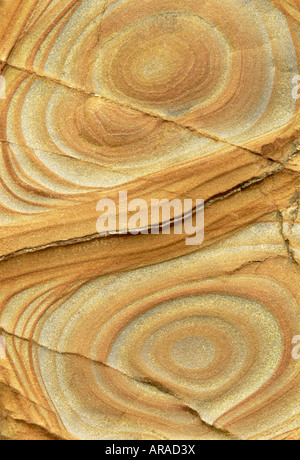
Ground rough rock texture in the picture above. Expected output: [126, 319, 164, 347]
[0, 0, 299, 440]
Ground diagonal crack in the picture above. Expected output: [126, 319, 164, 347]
[0, 150, 299, 263]
[206, 149, 300, 207]
[0, 231, 104, 263]
[138, 376, 238, 440]
[0, 412, 65, 440]
[1, 61, 285, 164]
[1, 327, 238, 439]
[0, 381, 57, 418]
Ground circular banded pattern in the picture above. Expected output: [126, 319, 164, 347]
[0, 0, 298, 221]
[2, 220, 300, 439]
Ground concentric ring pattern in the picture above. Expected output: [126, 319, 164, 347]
[1, 216, 300, 440]
[0, 0, 299, 441]
[0, 0, 299, 221]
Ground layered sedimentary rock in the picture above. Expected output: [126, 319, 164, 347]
[0, 0, 299, 440]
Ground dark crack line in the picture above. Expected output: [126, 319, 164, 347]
[0, 151, 299, 263]
[0, 232, 103, 263]
[1, 61, 284, 164]
[203, 149, 300, 208]
[223, 256, 284, 276]
[139, 377, 238, 440]
[0, 327, 238, 439]
[277, 209, 299, 267]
